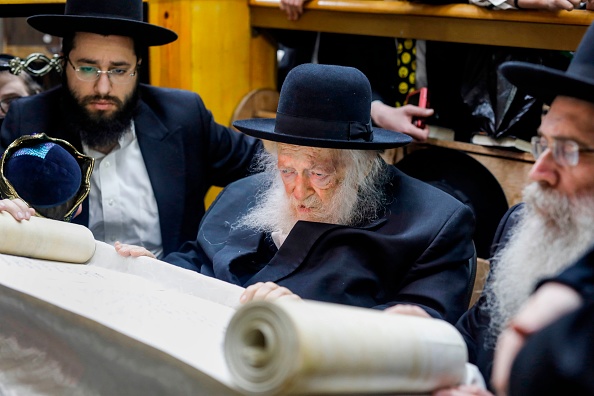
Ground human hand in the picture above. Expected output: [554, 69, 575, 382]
[240, 281, 302, 304]
[542, 0, 582, 10]
[433, 385, 494, 396]
[0, 198, 35, 221]
[491, 282, 582, 395]
[515, 0, 581, 10]
[280, 0, 307, 20]
[114, 241, 156, 259]
[73, 204, 83, 219]
[371, 101, 434, 142]
[384, 304, 431, 318]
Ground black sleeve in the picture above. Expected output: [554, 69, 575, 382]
[536, 243, 594, 303]
[489, 202, 524, 258]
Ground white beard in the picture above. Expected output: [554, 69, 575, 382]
[235, 171, 363, 237]
[233, 151, 387, 239]
[484, 182, 594, 342]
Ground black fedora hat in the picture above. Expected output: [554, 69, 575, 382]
[233, 64, 412, 150]
[27, 0, 177, 47]
[500, 22, 594, 105]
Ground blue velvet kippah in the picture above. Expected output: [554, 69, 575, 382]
[4, 142, 82, 208]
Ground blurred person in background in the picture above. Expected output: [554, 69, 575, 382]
[0, 54, 42, 121]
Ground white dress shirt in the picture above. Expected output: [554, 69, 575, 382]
[83, 124, 164, 258]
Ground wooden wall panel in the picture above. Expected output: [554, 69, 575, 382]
[148, 0, 275, 126]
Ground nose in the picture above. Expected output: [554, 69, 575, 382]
[291, 174, 314, 201]
[94, 72, 112, 95]
[529, 148, 558, 187]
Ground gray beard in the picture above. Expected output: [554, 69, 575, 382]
[484, 182, 594, 344]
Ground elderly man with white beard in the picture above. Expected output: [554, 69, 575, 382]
[430, 20, 594, 396]
[117, 63, 476, 324]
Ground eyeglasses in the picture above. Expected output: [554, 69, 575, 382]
[66, 58, 138, 84]
[531, 135, 594, 167]
[0, 96, 23, 115]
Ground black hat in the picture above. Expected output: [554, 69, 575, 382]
[233, 63, 412, 150]
[396, 147, 509, 259]
[27, 0, 177, 47]
[500, 22, 594, 105]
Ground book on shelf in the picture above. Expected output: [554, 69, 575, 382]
[427, 124, 456, 141]
[0, 212, 482, 395]
[471, 132, 532, 153]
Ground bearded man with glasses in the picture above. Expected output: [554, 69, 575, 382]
[431, 20, 594, 396]
[0, 0, 261, 259]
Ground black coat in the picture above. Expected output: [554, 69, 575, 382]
[0, 85, 261, 255]
[166, 166, 476, 324]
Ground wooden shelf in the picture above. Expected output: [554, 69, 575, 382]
[401, 138, 534, 206]
[420, 138, 534, 162]
[250, 0, 594, 50]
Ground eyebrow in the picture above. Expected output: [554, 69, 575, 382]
[311, 164, 336, 173]
[74, 58, 133, 67]
[538, 132, 593, 148]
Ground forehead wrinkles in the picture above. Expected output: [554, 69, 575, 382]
[543, 98, 594, 145]
[278, 144, 341, 167]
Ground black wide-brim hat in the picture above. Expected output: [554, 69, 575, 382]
[396, 147, 509, 259]
[500, 21, 594, 105]
[27, 0, 177, 47]
[233, 64, 412, 150]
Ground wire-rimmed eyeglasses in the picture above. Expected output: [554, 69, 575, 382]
[66, 58, 138, 84]
[531, 135, 594, 167]
[0, 96, 23, 116]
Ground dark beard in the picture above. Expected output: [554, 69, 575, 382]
[61, 79, 139, 149]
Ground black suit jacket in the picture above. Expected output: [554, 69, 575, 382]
[0, 85, 261, 255]
[166, 165, 476, 324]
[539, 243, 594, 303]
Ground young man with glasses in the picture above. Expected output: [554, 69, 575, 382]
[0, 0, 261, 259]
[431, 21, 594, 396]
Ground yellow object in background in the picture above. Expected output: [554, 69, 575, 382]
[205, 186, 223, 209]
[146, 0, 275, 210]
